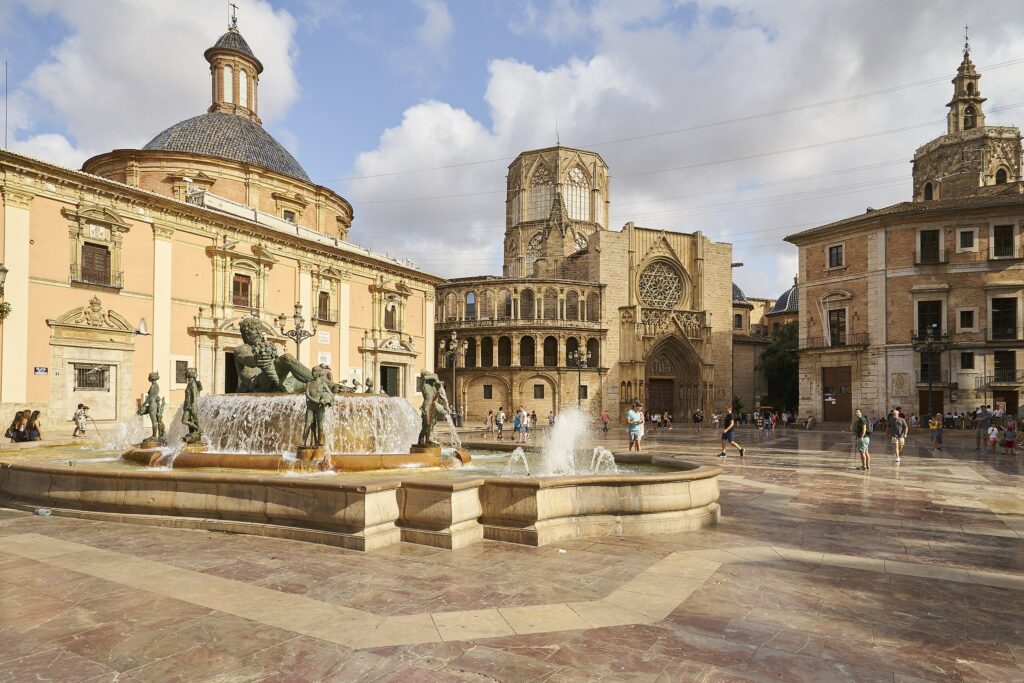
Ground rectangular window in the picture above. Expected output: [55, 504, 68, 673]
[317, 290, 331, 321]
[994, 350, 1016, 382]
[175, 360, 189, 385]
[959, 309, 975, 330]
[283, 210, 296, 223]
[917, 229, 942, 264]
[993, 225, 1015, 258]
[579, 385, 589, 400]
[991, 298, 1017, 340]
[74, 364, 110, 391]
[232, 274, 252, 308]
[961, 352, 975, 370]
[916, 300, 942, 338]
[959, 230, 975, 250]
[827, 309, 847, 346]
[827, 244, 844, 268]
[920, 350, 941, 384]
[483, 385, 493, 400]
[80, 242, 111, 286]
[533, 384, 544, 399]
[384, 303, 398, 331]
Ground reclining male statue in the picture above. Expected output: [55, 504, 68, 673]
[233, 316, 313, 392]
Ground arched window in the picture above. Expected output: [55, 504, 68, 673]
[996, 168, 1008, 184]
[966, 82, 975, 95]
[620, 381, 626, 401]
[527, 165, 553, 220]
[586, 338, 600, 367]
[566, 166, 590, 220]
[239, 70, 248, 107]
[566, 291, 580, 321]
[520, 336, 536, 367]
[481, 337, 494, 367]
[497, 337, 512, 367]
[223, 65, 233, 103]
[566, 336, 580, 361]
[964, 106, 977, 130]
[544, 288, 558, 320]
[465, 292, 477, 319]
[445, 292, 457, 320]
[520, 289, 536, 319]
[923, 182, 934, 201]
[498, 291, 513, 319]
[543, 336, 558, 367]
[734, 313, 743, 329]
[586, 292, 600, 322]
[465, 337, 477, 368]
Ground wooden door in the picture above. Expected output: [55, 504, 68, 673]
[918, 390, 943, 418]
[822, 366, 852, 422]
[647, 378, 674, 415]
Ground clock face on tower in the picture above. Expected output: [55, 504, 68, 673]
[527, 232, 544, 256]
[573, 231, 589, 251]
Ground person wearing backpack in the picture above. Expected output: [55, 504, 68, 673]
[853, 408, 871, 470]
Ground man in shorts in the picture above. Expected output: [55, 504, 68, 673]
[627, 402, 644, 452]
[853, 408, 870, 470]
[495, 407, 506, 441]
[717, 405, 745, 458]
[887, 408, 907, 463]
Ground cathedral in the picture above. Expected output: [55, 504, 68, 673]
[434, 146, 735, 422]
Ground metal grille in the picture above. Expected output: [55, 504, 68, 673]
[74, 364, 109, 391]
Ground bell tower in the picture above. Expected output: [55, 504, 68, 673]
[946, 32, 986, 134]
[205, 10, 263, 124]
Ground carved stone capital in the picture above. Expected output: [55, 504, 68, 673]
[152, 223, 175, 240]
[3, 186, 36, 210]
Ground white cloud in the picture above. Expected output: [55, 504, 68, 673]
[5, 0, 298, 166]
[391, 0, 454, 88]
[342, 0, 1024, 299]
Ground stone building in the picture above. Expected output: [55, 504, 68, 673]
[786, 46, 1024, 422]
[731, 284, 772, 412]
[0, 20, 441, 425]
[434, 146, 735, 423]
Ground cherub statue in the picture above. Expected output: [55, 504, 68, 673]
[302, 365, 336, 449]
[137, 371, 165, 442]
[182, 367, 203, 445]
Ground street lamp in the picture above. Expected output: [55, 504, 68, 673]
[276, 302, 317, 357]
[439, 331, 468, 424]
[568, 349, 591, 408]
[912, 323, 948, 420]
[0, 264, 9, 322]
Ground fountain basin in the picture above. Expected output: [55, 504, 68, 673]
[121, 448, 453, 472]
[0, 453, 720, 551]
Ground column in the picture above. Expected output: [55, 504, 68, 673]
[298, 264, 312, 368]
[491, 336, 498, 368]
[152, 224, 174, 380]
[338, 279, 352, 379]
[557, 335, 567, 367]
[511, 336, 520, 368]
[2, 187, 33, 404]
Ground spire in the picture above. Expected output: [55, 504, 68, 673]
[549, 187, 571, 236]
[946, 38, 985, 134]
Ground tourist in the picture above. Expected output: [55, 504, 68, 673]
[495, 407, 506, 441]
[627, 401, 644, 452]
[762, 410, 772, 439]
[6, 410, 24, 443]
[929, 413, 943, 451]
[72, 403, 88, 437]
[711, 411, 721, 429]
[1003, 422, 1015, 455]
[718, 405, 744, 458]
[910, 413, 918, 429]
[693, 408, 703, 433]
[26, 410, 42, 442]
[548, 410, 555, 428]
[988, 422, 999, 455]
[974, 405, 992, 452]
[887, 409, 907, 463]
[530, 411, 538, 432]
[853, 408, 870, 470]
[518, 407, 528, 443]
[601, 409, 610, 436]
[481, 410, 494, 439]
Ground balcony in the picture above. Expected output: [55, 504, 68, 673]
[70, 265, 123, 289]
[988, 244, 1024, 261]
[976, 369, 1024, 388]
[437, 316, 605, 332]
[988, 327, 1021, 342]
[911, 329, 949, 343]
[914, 249, 948, 265]
[316, 308, 339, 324]
[915, 368, 949, 385]
[799, 332, 870, 350]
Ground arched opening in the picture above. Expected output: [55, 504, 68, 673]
[544, 288, 558, 320]
[543, 336, 558, 367]
[479, 291, 493, 320]
[520, 289, 536, 319]
[520, 336, 536, 367]
[497, 336, 512, 367]
[967, 82, 975, 95]
[923, 182, 934, 201]
[586, 292, 600, 322]
[996, 168, 1008, 184]
[566, 166, 590, 220]
[223, 65, 233, 103]
[435, 338, 444, 368]
[626, 381, 632, 401]
[620, 381, 626, 401]
[964, 105, 977, 130]
[465, 292, 477, 319]
[465, 337, 477, 368]
[566, 336, 580, 361]
[481, 337, 494, 367]
[645, 335, 703, 418]
[239, 69, 248, 107]
[586, 338, 600, 367]
[499, 291, 513, 319]
[566, 291, 580, 321]
[444, 292, 457, 321]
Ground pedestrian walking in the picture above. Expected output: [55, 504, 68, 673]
[853, 408, 871, 470]
[887, 409, 907, 463]
[1003, 422, 1015, 455]
[974, 405, 992, 451]
[601, 409, 610, 436]
[717, 405, 745, 458]
[517, 407, 528, 443]
[481, 410, 494, 439]
[495, 407, 506, 441]
[627, 402, 644, 452]
[930, 413, 943, 451]
[72, 403, 88, 437]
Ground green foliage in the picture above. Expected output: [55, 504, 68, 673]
[758, 321, 798, 411]
[732, 395, 744, 414]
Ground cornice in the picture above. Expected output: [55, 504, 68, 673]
[1, 184, 35, 209]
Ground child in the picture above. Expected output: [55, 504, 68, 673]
[988, 423, 1000, 454]
[1003, 423, 1015, 455]
[72, 403, 87, 437]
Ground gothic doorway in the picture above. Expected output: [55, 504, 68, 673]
[644, 335, 702, 418]
[648, 379, 674, 415]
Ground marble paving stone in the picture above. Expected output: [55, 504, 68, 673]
[497, 602, 590, 635]
[431, 608, 516, 641]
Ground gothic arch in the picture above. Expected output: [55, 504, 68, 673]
[644, 333, 705, 415]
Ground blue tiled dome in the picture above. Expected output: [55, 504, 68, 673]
[211, 28, 255, 60]
[732, 283, 748, 303]
[768, 281, 798, 315]
[142, 112, 311, 183]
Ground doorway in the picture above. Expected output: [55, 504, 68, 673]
[380, 365, 400, 397]
[822, 366, 852, 422]
[918, 389, 944, 418]
[647, 378, 675, 416]
[992, 390, 1018, 416]
[224, 351, 238, 393]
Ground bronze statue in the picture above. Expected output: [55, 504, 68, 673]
[233, 316, 313, 392]
[137, 371, 165, 443]
[417, 370, 448, 446]
[302, 365, 336, 449]
[364, 378, 374, 394]
[182, 367, 203, 445]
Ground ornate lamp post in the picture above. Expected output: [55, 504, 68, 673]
[568, 349, 591, 408]
[276, 303, 317, 357]
[0, 264, 9, 322]
[912, 323, 948, 420]
[439, 331, 468, 425]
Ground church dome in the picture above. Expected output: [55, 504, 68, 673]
[768, 279, 799, 315]
[732, 283, 748, 303]
[209, 27, 257, 62]
[142, 112, 311, 183]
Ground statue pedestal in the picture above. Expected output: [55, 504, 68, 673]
[297, 447, 329, 472]
[139, 438, 166, 450]
[182, 443, 208, 453]
[297, 446, 325, 461]
[410, 444, 441, 457]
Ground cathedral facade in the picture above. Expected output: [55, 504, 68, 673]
[435, 146, 735, 423]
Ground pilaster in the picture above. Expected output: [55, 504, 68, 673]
[152, 223, 174, 379]
[1, 186, 34, 403]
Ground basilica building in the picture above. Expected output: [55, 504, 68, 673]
[434, 147, 735, 422]
[0, 20, 441, 424]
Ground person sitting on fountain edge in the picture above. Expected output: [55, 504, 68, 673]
[234, 316, 314, 392]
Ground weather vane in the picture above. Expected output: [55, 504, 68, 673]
[963, 22, 970, 55]
[230, 2, 239, 28]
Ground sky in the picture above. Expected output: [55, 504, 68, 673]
[3, 0, 1024, 300]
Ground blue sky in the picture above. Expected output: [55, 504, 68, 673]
[4, 1, 1024, 299]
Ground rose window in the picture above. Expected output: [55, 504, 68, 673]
[638, 262, 683, 309]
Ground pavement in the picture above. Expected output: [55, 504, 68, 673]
[0, 427, 1021, 681]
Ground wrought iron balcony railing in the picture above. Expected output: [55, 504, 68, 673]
[914, 249, 947, 265]
[915, 368, 949, 384]
[799, 332, 870, 350]
[69, 265, 123, 289]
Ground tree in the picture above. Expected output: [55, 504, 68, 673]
[758, 321, 798, 411]
[732, 395, 745, 415]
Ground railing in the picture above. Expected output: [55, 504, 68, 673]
[70, 265, 123, 289]
[988, 243, 1024, 260]
[911, 329, 948, 343]
[316, 308, 339, 324]
[976, 369, 1024, 388]
[437, 317, 605, 330]
[799, 332, 870, 350]
[988, 326, 1021, 342]
[231, 294, 261, 312]
[914, 249, 947, 265]
[915, 368, 949, 384]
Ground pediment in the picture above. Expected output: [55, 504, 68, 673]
[48, 296, 134, 333]
[63, 204, 129, 230]
[642, 235, 684, 265]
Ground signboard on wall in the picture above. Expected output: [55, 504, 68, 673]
[33, 367, 48, 376]
[318, 331, 331, 344]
